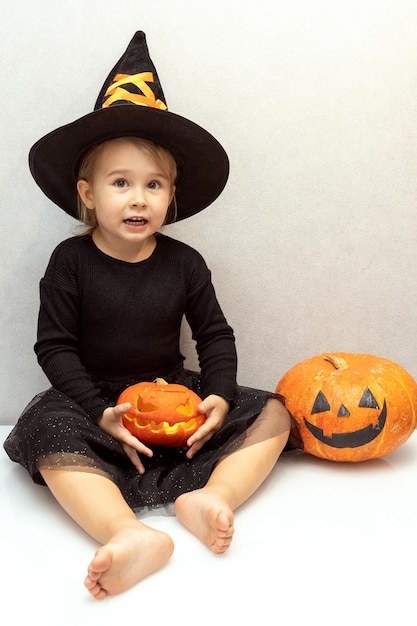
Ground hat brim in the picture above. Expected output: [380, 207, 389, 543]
[29, 105, 229, 223]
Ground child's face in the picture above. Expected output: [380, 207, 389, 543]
[77, 140, 175, 252]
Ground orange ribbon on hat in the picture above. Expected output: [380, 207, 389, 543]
[102, 72, 167, 110]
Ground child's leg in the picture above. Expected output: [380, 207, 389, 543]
[40, 468, 174, 599]
[174, 398, 290, 554]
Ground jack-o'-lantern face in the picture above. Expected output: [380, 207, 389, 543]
[118, 378, 205, 447]
[276, 353, 417, 462]
[306, 386, 386, 449]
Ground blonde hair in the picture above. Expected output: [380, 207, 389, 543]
[76, 137, 178, 233]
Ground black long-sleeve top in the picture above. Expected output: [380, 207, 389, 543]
[34, 234, 237, 421]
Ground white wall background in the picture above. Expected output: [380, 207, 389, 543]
[1, 0, 417, 424]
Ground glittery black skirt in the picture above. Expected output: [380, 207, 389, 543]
[3, 370, 281, 511]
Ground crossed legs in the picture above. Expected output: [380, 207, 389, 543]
[39, 398, 290, 598]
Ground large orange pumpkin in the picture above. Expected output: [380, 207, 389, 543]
[276, 353, 417, 462]
[118, 378, 205, 447]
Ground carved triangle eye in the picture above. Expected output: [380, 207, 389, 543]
[311, 390, 331, 414]
[358, 387, 379, 409]
[337, 404, 350, 417]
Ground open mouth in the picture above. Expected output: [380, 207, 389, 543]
[124, 217, 147, 226]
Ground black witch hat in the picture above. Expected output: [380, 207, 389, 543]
[29, 31, 229, 223]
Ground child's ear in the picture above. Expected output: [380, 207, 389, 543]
[77, 179, 94, 209]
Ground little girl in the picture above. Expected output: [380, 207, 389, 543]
[4, 31, 291, 599]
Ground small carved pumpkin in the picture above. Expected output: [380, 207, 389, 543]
[118, 378, 205, 447]
[276, 353, 417, 462]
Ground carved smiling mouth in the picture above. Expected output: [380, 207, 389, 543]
[304, 400, 387, 449]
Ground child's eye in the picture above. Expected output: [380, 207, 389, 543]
[113, 178, 128, 188]
[148, 180, 162, 190]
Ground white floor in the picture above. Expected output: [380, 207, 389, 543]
[1, 423, 416, 625]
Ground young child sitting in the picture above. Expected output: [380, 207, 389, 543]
[4, 31, 291, 599]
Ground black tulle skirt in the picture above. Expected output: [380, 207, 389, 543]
[3, 370, 281, 512]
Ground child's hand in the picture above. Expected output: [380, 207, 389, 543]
[185, 394, 230, 459]
[98, 403, 153, 474]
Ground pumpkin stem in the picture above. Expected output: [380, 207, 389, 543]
[155, 377, 169, 386]
[323, 354, 349, 370]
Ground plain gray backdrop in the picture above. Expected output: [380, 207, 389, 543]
[2, 0, 416, 424]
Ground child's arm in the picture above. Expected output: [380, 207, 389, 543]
[184, 252, 237, 404]
[185, 394, 230, 458]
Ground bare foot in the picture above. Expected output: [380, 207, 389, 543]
[174, 489, 234, 554]
[84, 523, 174, 599]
